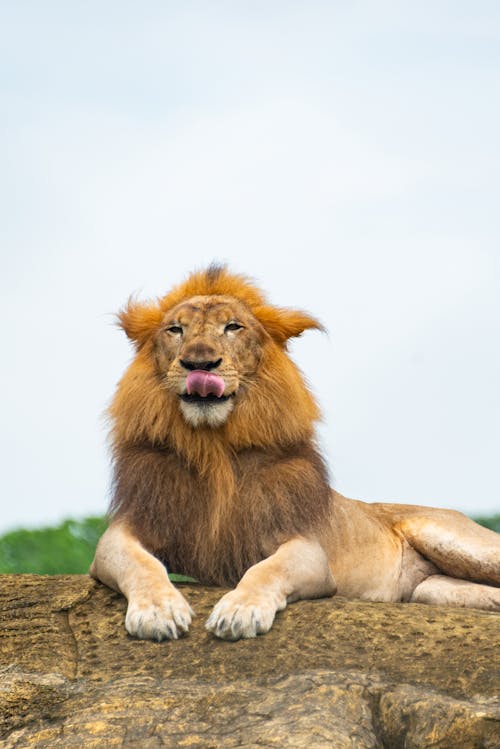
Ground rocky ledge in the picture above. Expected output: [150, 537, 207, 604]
[0, 575, 499, 748]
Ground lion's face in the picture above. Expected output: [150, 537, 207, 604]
[155, 295, 265, 427]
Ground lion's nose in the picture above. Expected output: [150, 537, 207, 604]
[180, 358, 222, 372]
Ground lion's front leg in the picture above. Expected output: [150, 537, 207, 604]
[90, 523, 194, 641]
[205, 537, 336, 640]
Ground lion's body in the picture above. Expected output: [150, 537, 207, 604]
[91, 266, 500, 641]
[327, 494, 500, 606]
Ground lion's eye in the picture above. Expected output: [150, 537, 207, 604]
[224, 322, 244, 333]
[166, 325, 183, 335]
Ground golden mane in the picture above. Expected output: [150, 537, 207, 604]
[118, 264, 323, 348]
[108, 266, 332, 585]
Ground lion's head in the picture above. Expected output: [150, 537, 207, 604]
[111, 265, 324, 454]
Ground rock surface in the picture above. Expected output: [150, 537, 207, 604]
[0, 575, 499, 748]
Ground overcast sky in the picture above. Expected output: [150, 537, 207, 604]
[1, 1, 499, 532]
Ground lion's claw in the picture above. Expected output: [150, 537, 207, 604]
[125, 590, 194, 641]
[205, 589, 285, 640]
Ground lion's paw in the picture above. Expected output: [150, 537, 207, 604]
[125, 589, 194, 641]
[205, 589, 285, 641]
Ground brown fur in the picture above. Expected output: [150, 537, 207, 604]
[108, 265, 331, 585]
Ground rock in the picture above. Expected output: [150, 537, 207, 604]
[0, 575, 499, 748]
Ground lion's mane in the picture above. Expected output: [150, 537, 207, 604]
[109, 266, 333, 585]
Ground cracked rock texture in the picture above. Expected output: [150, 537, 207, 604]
[0, 575, 499, 748]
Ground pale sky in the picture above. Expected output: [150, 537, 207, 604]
[1, 1, 499, 532]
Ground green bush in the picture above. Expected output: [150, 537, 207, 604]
[472, 514, 500, 533]
[0, 517, 108, 575]
[0, 516, 195, 582]
[0, 513, 497, 577]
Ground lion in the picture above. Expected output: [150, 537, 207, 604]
[90, 264, 500, 641]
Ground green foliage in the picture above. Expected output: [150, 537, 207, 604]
[472, 514, 500, 534]
[0, 513, 497, 578]
[0, 517, 108, 575]
[0, 515, 196, 582]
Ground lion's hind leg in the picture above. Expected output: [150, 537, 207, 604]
[397, 510, 500, 604]
[411, 575, 500, 611]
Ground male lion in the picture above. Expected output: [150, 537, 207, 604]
[91, 265, 500, 641]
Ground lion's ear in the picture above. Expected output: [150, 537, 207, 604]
[254, 305, 325, 344]
[117, 299, 163, 347]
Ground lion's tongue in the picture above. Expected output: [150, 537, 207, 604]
[186, 371, 225, 398]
